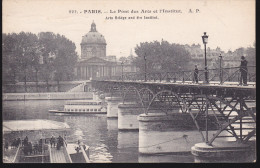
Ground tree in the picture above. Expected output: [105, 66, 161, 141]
[16, 32, 39, 92]
[2, 32, 39, 91]
[134, 40, 191, 73]
[245, 47, 255, 66]
[118, 57, 127, 63]
[234, 47, 245, 57]
[3, 31, 78, 92]
[2, 33, 19, 84]
[38, 32, 78, 91]
[53, 34, 78, 91]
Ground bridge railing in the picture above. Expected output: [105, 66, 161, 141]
[96, 66, 255, 85]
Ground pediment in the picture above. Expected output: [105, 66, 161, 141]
[85, 57, 108, 63]
[77, 56, 116, 65]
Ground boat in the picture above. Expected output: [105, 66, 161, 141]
[49, 100, 107, 114]
[3, 119, 90, 163]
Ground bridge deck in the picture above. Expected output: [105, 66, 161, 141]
[99, 80, 255, 90]
[50, 147, 69, 163]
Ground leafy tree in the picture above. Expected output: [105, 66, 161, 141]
[16, 32, 39, 91]
[245, 47, 255, 66]
[2, 32, 38, 91]
[134, 40, 191, 73]
[38, 32, 56, 91]
[38, 32, 78, 91]
[2, 33, 19, 84]
[3, 32, 78, 92]
[53, 34, 78, 91]
[118, 57, 127, 63]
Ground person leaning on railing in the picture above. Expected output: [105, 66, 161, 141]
[239, 56, 248, 86]
[194, 65, 199, 84]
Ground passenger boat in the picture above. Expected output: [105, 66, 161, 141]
[49, 100, 107, 114]
[3, 119, 90, 163]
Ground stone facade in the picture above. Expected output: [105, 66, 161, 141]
[75, 22, 117, 80]
[75, 22, 137, 80]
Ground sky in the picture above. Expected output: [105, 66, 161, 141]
[3, 0, 255, 59]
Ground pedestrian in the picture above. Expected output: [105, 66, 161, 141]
[194, 65, 199, 84]
[33, 143, 38, 154]
[11, 139, 16, 148]
[24, 136, 28, 146]
[17, 138, 21, 147]
[239, 56, 248, 86]
[50, 136, 55, 148]
[28, 142, 33, 155]
[75, 146, 80, 153]
[58, 136, 63, 146]
[56, 135, 63, 150]
[4, 141, 8, 151]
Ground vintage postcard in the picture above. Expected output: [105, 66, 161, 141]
[2, 0, 256, 163]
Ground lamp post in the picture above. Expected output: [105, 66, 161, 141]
[219, 54, 223, 84]
[121, 61, 124, 81]
[202, 32, 209, 84]
[144, 53, 147, 82]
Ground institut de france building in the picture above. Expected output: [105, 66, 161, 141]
[75, 22, 118, 80]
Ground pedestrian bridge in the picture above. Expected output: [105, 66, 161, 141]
[91, 66, 256, 148]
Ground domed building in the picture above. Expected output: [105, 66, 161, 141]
[81, 22, 106, 59]
[75, 21, 117, 80]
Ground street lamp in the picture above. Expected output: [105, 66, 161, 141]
[144, 53, 147, 82]
[219, 54, 223, 84]
[202, 32, 209, 84]
[121, 61, 124, 81]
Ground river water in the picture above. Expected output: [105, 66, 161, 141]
[2, 99, 255, 163]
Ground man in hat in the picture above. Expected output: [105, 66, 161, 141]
[239, 56, 248, 86]
[50, 136, 55, 148]
[194, 65, 199, 84]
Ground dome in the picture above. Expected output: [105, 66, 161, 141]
[81, 31, 106, 44]
[81, 21, 106, 45]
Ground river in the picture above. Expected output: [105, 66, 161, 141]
[2, 99, 255, 163]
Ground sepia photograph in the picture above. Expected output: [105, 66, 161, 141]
[2, 0, 256, 163]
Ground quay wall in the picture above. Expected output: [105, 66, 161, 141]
[3, 81, 88, 93]
[3, 92, 93, 101]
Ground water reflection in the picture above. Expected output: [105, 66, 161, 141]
[116, 131, 139, 163]
[194, 151, 256, 163]
[139, 153, 195, 163]
[3, 101, 115, 163]
[2, 100, 256, 163]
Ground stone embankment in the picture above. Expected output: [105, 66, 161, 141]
[3, 92, 92, 101]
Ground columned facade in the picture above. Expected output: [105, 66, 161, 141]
[75, 21, 117, 80]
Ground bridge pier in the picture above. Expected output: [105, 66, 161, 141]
[118, 103, 143, 130]
[105, 97, 122, 118]
[191, 141, 255, 162]
[107, 118, 118, 131]
[138, 113, 207, 154]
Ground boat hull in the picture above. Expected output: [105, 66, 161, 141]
[49, 110, 106, 114]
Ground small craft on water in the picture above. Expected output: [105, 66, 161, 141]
[3, 119, 90, 163]
[49, 100, 107, 114]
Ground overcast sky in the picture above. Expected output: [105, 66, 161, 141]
[3, 0, 255, 58]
